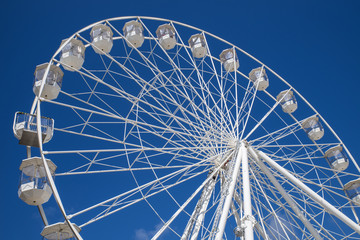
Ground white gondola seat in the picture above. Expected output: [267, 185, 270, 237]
[90, 24, 113, 54]
[276, 90, 297, 113]
[13, 112, 54, 147]
[123, 20, 144, 48]
[324, 145, 349, 171]
[188, 34, 207, 58]
[344, 179, 360, 206]
[18, 157, 56, 205]
[41, 222, 81, 240]
[60, 38, 85, 71]
[248, 67, 269, 91]
[220, 48, 239, 72]
[33, 63, 63, 100]
[156, 24, 177, 50]
[301, 116, 324, 141]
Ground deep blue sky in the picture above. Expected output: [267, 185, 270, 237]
[1, 0, 360, 239]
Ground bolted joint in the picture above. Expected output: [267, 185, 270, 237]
[242, 214, 257, 227]
[234, 215, 256, 238]
[241, 139, 249, 148]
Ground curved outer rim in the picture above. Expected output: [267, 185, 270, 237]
[28, 16, 359, 239]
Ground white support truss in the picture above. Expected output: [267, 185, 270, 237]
[214, 144, 243, 240]
[181, 172, 217, 240]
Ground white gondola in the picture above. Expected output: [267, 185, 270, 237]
[220, 48, 239, 72]
[41, 222, 81, 240]
[188, 34, 207, 58]
[276, 90, 297, 113]
[60, 38, 85, 71]
[156, 24, 177, 50]
[18, 157, 56, 205]
[33, 63, 63, 100]
[301, 116, 324, 141]
[13, 112, 54, 147]
[324, 145, 349, 171]
[249, 67, 269, 91]
[344, 179, 360, 206]
[90, 24, 113, 54]
[123, 20, 144, 48]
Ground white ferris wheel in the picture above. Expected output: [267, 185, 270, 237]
[13, 16, 360, 239]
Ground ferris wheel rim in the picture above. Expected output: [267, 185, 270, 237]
[24, 16, 360, 239]
[29, 16, 357, 169]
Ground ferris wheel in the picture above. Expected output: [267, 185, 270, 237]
[13, 16, 360, 239]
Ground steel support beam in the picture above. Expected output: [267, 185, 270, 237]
[241, 144, 254, 240]
[214, 145, 243, 240]
[258, 150, 360, 235]
[181, 175, 216, 240]
[249, 147, 323, 240]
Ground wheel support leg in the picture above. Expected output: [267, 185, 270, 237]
[258, 150, 360, 235]
[181, 176, 216, 240]
[249, 147, 323, 240]
[214, 144, 244, 240]
[241, 144, 254, 240]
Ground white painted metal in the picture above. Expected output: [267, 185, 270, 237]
[13, 112, 54, 147]
[220, 48, 239, 72]
[123, 20, 144, 48]
[25, 121, 50, 226]
[38, 205, 49, 226]
[90, 24, 113, 54]
[241, 144, 254, 240]
[17, 16, 360, 240]
[60, 38, 85, 71]
[24, 16, 360, 177]
[234, 192, 270, 240]
[181, 173, 216, 240]
[231, 203, 243, 237]
[324, 145, 349, 171]
[344, 179, 360, 206]
[18, 157, 56, 205]
[301, 116, 324, 141]
[33, 63, 63, 100]
[351, 194, 360, 206]
[188, 33, 207, 58]
[214, 146, 243, 240]
[19, 157, 57, 174]
[276, 90, 297, 114]
[35, 100, 83, 240]
[243, 88, 288, 140]
[69, 155, 221, 224]
[249, 67, 269, 91]
[18, 181, 52, 205]
[152, 161, 227, 240]
[248, 147, 323, 240]
[258, 150, 360, 235]
[41, 222, 81, 240]
[156, 24, 177, 50]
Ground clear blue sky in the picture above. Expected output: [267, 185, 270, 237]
[1, 0, 360, 239]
